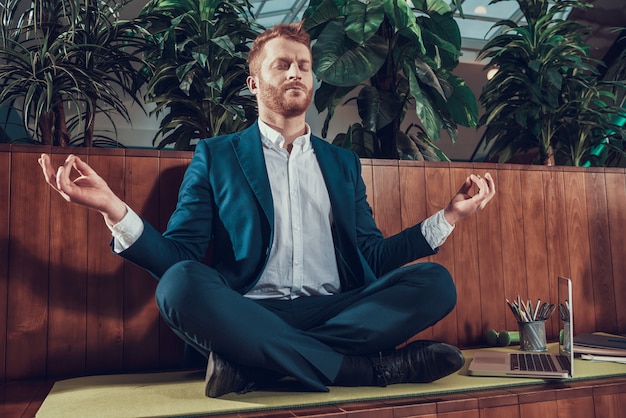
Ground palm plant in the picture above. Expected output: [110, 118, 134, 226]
[302, 0, 478, 160]
[0, 0, 151, 147]
[478, 0, 626, 166]
[136, 0, 262, 150]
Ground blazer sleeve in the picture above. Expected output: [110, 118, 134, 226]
[116, 144, 214, 279]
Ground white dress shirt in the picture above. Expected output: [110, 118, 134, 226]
[245, 120, 340, 299]
[108, 122, 455, 300]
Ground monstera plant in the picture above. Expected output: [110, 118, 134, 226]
[0, 0, 150, 147]
[478, 0, 626, 166]
[136, 0, 262, 150]
[303, 0, 478, 160]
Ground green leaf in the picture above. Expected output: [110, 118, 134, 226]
[356, 85, 402, 132]
[303, 0, 342, 33]
[413, 57, 446, 100]
[406, 66, 442, 141]
[383, 0, 425, 54]
[312, 20, 387, 87]
[445, 75, 479, 127]
[344, 1, 385, 45]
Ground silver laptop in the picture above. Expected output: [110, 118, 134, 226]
[468, 276, 574, 379]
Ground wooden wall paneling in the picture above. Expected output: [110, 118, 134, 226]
[424, 164, 458, 346]
[122, 151, 161, 370]
[398, 162, 428, 250]
[585, 170, 618, 333]
[0, 148, 10, 382]
[432, 393, 480, 418]
[473, 164, 506, 342]
[6, 147, 51, 380]
[476, 387, 520, 415]
[562, 169, 595, 334]
[594, 378, 626, 415]
[0, 380, 50, 417]
[556, 386, 595, 418]
[371, 160, 401, 237]
[519, 400, 558, 417]
[438, 411, 479, 418]
[46, 150, 89, 378]
[605, 171, 626, 334]
[593, 392, 626, 418]
[85, 149, 126, 374]
[496, 167, 527, 331]
[379, 395, 437, 417]
[398, 162, 433, 343]
[517, 385, 558, 418]
[360, 159, 374, 213]
[480, 405, 520, 418]
[157, 153, 191, 368]
[450, 166, 482, 347]
[519, 169, 551, 333]
[542, 169, 571, 341]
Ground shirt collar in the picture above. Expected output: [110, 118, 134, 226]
[258, 119, 311, 152]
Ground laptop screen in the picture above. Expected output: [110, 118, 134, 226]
[558, 276, 574, 376]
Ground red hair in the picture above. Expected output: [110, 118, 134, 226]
[248, 22, 311, 76]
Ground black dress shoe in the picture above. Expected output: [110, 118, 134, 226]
[370, 340, 464, 387]
[205, 351, 256, 398]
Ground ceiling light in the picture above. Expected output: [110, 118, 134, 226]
[474, 5, 488, 15]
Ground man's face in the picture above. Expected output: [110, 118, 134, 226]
[248, 37, 314, 118]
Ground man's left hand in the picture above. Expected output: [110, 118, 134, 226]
[443, 173, 495, 226]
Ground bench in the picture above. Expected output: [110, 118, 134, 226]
[1, 144, 626, 416]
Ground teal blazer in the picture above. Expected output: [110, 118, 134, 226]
[119, 121, 437, 293]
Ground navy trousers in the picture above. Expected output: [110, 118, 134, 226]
[155, 260, 456, 392]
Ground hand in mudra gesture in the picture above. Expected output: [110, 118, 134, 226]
[39, 153, 127, 225]
[443, 173, 495, 225]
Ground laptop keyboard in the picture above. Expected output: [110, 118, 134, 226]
[510, 353, 569, 372]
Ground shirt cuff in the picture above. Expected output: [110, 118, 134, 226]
[421, 209, 455, 250]
[106, 206, 144, 253]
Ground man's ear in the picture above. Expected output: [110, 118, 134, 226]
[247, 75, 258, 94]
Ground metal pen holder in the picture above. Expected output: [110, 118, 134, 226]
[518, 320, 547, 352]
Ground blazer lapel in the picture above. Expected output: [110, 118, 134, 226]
[311, 137, 353, 223]
[232, 121, 274, 228]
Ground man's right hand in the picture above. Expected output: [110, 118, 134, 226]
[39, 153, 128, 226]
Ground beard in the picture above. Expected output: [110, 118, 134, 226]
[256, 78, 313, 117]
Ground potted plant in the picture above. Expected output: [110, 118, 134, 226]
[477, 0, 626, 166]
[0, 0, 151, 147]
[302, 0, 479, 160]
[136, 0, 262, 150]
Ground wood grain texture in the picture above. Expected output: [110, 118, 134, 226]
[85, 150, 126, 374]
[563, 170, 595, 335]
[46, 150, 89, 378]
[0, 148, 10, 383]
[497, 167, 527, 332]
[122, 153, 161, 371]
[6, 148, 50, 380]
[424, 164, 458, 346]
[371, 161, 401, 238]
[450, 166, 481, 347]
[605, 172, 626, 334]
[474, 165, 506, 339]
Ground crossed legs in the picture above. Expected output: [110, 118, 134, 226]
[155, 260, 457, 393]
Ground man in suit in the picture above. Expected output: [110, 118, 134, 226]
[39, 22, 495, 397]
